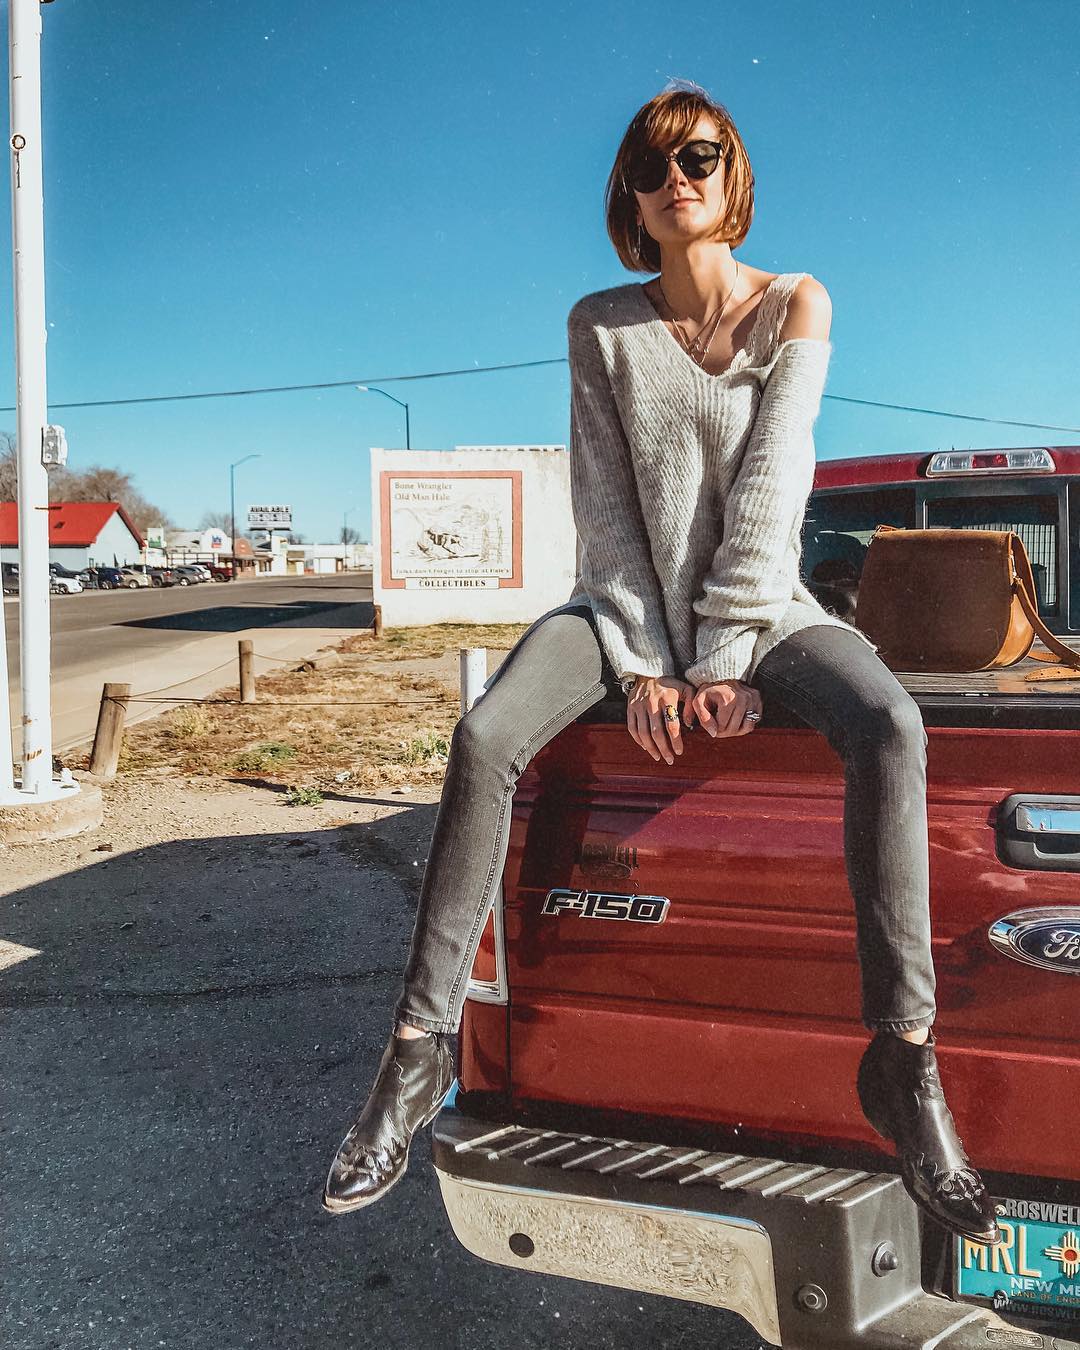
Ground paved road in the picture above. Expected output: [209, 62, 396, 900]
[3, 572, 375, 753]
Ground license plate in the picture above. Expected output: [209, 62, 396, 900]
[955, 1196, 1080, 1328]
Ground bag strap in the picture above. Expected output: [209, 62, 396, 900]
[1012, 560, 1080, 669]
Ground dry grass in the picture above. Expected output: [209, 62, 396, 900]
[69, 622, 532, 792]
[337, 623, 532, 660]
[165, 704, 216, 742]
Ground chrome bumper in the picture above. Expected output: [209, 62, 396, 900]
[436, 1169, 781, 1340]
[431, 1092, 1080, 1350]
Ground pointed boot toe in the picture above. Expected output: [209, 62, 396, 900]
[857, 1028, 1002, 1247]
[322, 1028, 455, 1216]
[324, 1139, 404, 1213]
[900, 1153, 1001, 1245]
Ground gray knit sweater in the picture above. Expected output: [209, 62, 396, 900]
[564, 271, 879, 686]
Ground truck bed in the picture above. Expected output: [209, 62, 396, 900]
[574, 637, 1080, 730]
[894, 637, 1080, 695]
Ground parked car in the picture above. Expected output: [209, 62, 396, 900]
[190, 564, 213, 581]
[119, 567, 151, 589]
[209, 564, 234, 582]
[431, 446, 1080, 1349]
[77, 566, 126, 590]
[48, 562, 83, 580]
[172, 565, 206, 586]
[124, 562, 163, 584]
[128, 564, 178, 587]
[7, 562, 85, 595]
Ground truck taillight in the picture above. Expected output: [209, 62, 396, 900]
[926, 448, 1055, 475]
[465, 881, 507, 1005]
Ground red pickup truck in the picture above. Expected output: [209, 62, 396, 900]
[430, 445, 1080, 1349]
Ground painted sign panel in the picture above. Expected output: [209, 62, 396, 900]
[380, 470, 523, 590]
[247, 505, 293, 528]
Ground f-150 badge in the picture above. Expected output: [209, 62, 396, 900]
[988, 907, 1080, 975]
[542, 889, 669, 923]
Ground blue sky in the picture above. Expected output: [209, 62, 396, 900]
[0, 0, 1076, 543]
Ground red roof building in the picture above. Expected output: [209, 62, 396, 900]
[0, 501, 146, 567]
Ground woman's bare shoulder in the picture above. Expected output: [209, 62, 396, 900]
[781, 274, 832, 342]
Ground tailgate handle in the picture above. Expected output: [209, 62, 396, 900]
[1015, 804, 1080, 833]
[997, 794, 1080, 872]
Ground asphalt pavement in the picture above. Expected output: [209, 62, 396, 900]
[0, 776, 763, 1350]
[3, 572, 376, 753]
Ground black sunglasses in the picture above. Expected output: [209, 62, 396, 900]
[627, 139, 725, 194]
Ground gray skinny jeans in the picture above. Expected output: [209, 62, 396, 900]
[393, 602, 936, 1037]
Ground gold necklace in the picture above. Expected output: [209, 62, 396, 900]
[657, 260, 741, 367]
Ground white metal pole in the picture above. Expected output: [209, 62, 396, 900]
[0, 542, 13, 791]
[459, 648, 487, 714]
[9, 0, 53, 794]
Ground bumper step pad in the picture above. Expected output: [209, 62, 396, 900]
[431, 1105, 1080, 1350]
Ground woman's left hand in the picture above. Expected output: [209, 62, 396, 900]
[690, 678, 763, 737]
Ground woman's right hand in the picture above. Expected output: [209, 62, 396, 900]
[625, 675, 695, 764]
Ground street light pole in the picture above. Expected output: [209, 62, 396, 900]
[229, 453, 261, 566]
[8, 0, 53, 797]
[356, 385, 411, 449]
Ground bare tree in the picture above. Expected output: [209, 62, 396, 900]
[46, 462, 171, 534]
[200, 510, 233, 532]
[340, 525, 365, 545]
[0, 434, 172, 537]
[200, 509, 256, 544]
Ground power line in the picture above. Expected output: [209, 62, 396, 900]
[0, 358, 567, 411]
[822, 393, 1080, 434]
[0, 355, 1076, 434]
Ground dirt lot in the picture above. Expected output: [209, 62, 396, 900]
[63, 621, 531, 800]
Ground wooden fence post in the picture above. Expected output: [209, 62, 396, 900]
[88, 682, 131, 778]
[238, 639, 255, 704]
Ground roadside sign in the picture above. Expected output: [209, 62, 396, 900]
[247, 505, 292, 528]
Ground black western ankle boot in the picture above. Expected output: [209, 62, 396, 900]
[322, 1027, 456, 1215]
[856, 1028, 1002, 1245]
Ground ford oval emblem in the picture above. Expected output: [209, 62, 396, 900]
[988, 907, 1080, 975]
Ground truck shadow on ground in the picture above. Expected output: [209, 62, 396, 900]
[119, 597, 375, 633]
[0, 804, 755, 1350]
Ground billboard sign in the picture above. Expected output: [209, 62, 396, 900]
[247, 505, 292, 529]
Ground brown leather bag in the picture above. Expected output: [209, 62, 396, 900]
[853, 525, 1080, 678]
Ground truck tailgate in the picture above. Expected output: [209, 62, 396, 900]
[502, 680, 1080, 1184]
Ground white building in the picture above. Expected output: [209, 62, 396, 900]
[250, 537, 370, 575]
[164, 527, 232, 563]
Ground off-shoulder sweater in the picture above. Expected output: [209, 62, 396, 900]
[564, 271, 880, 686]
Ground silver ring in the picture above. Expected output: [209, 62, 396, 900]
[745, 710, 761, 722]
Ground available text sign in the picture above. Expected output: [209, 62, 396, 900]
[247, 505, 293, 528]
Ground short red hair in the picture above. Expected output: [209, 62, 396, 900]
[605, 79, 756, 273]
